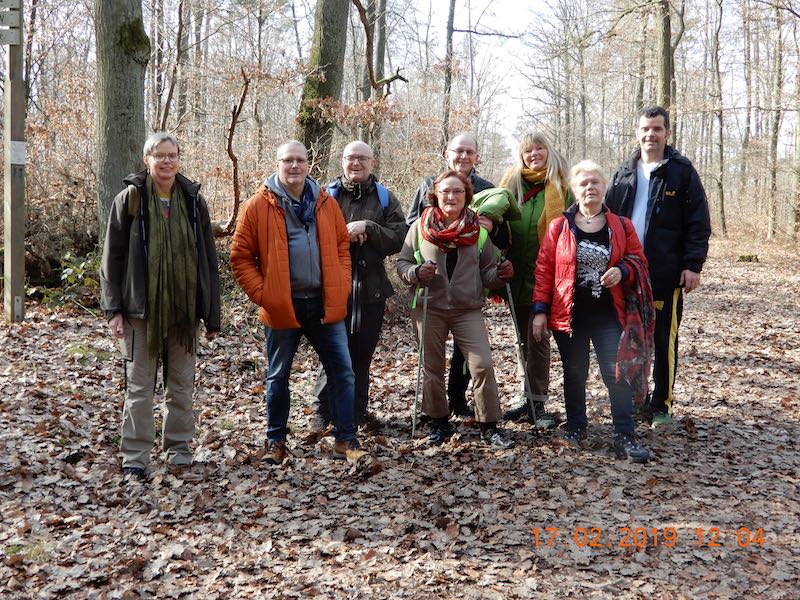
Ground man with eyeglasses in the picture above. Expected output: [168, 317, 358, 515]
[231, 140, 361, 463]
[311, 141, 407, 432]
[406, 133, 509, 418]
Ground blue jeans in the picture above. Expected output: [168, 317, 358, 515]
[265, 297, 356, 442]
[552, 310, 635, 434]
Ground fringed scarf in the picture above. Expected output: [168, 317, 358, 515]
[146, 174, 198, 359]
[520, 167, 565, 244]
[419, 206, 481, 251]
[616, 254, 655, 407]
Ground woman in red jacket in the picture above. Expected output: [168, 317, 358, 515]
[531, 160, 652, 463]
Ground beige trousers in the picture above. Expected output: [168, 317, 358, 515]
[414, 307, 502, 423]
[120, 317, 197, 469]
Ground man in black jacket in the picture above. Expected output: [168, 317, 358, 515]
[313, 141, 407, 429]
[406, 133, 508, 418]
[605, 106, 711, 427]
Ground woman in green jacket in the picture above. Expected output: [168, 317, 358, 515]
[500, 132, 572, 427]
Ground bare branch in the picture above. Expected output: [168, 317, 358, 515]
[451, 28, 520, 39]
[216, 68, 251, 238]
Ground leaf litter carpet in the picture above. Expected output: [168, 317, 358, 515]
[1, 239, 798, 598]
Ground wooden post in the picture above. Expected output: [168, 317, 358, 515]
[3, 0, 25, 322]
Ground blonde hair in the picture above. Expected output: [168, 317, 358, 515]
[569, 160, 608, 190]
[500, 132, 569, 204]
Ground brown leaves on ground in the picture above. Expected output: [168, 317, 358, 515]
[0, 239, 798, 598]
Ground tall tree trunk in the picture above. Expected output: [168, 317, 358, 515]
[442, 0, 456, 149]
[712, 0, 726, 237]
[94, 0, 150, 242]
[656, 0, 673, 110]
[296, 0, 350, 179]
[359, 0, 376, 143]
[791, 19, 800, 241]
[176, 0, 191, 129]
[372, 0, 387, 166]
[740, 0, 753, 201]
[767, 6, 783, 240]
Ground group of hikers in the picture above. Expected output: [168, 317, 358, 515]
[99, 105, 711, 481]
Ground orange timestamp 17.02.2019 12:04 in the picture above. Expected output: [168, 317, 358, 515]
[531, 526, 767, 550]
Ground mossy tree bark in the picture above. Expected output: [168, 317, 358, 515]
[295, 0, 350, 180]
[94, 0, 150, 243]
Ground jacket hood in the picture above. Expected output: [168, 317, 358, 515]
[264, 173, 321, 201]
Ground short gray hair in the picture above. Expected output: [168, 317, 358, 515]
[276, 140, 308, 161]
[570, 160, 608, 189]
[143, 132, 180, 157]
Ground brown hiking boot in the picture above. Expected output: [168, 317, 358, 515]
[265, 440, 288, 465]
[332, 438, 366, 461]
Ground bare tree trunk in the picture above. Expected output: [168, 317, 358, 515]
[656, 0, 673, 110]
[23, 0, 39, 103]
[176, 0, 191, 130]
[254, 3, 266, 164]
[289, 0, 304, 62]
[442, 0, 456, 149]
[634, 17, 646, 111]
[791, 19, 800, 241]
[740, 0, 753, 202]
[296, 0, 350, 179]
[94, 0, 150, 241]
[372, 0, 387, 166]
[712, 0, 726, 237]
[359, 0, 376, 143]
[767, 6, 783, 240]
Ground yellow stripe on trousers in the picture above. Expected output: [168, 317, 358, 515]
[665, 287, 681, 413]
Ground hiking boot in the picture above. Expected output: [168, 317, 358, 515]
[651, 412, 673, 428]
[562, 428, 588, 448]
[265, 440, 288, 465]
[613, 433, 650, 464]
[426, 419, 452, 446]
[332, 438, 363, 459]
[122, 466, 146, 482]
[503, 394, 530, 421]
[532, 401, 556, 429]
[481, 427, 515, 449]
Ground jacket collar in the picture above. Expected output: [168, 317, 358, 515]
[264, 172, 321, 204]
[123, 169, 200, 198]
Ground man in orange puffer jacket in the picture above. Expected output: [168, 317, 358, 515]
[231, 141, 360, 464]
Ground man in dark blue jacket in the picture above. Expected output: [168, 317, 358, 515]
[605, 106, 711, 427]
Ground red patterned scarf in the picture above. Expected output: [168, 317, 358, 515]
[616, 254, 655, 407]
[420, 206, 481, 251]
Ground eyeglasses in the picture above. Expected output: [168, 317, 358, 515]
[278, 158, 308, 166]
[151, 153, 180, 162]
[447, 147, 477, 157]
[343, 155, 372, 164]
[438, 188, 466, 197]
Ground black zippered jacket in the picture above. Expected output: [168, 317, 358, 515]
[604, 146, 711, 294]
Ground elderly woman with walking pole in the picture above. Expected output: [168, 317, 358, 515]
[397, 170, 515, 448]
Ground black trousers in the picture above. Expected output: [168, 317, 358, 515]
[650, 288, 683, 414]
[447, 344, 471, 408]
[314, 299, 386, 422]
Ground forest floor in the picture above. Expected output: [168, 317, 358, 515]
[1, 238, 798, 599]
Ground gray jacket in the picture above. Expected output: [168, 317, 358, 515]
[396, 221, 504, 311]
[99, 170, 221, 331]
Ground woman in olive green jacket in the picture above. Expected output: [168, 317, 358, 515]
[500, 132, 572, 427]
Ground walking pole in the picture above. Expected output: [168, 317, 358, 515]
[412, 261, 435, 439]
[505, 275, 538, 419]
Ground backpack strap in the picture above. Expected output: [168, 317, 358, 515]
[126, 184, 140, 218]
[375, 183, 389, 210]
[326, 181, 340, 199]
